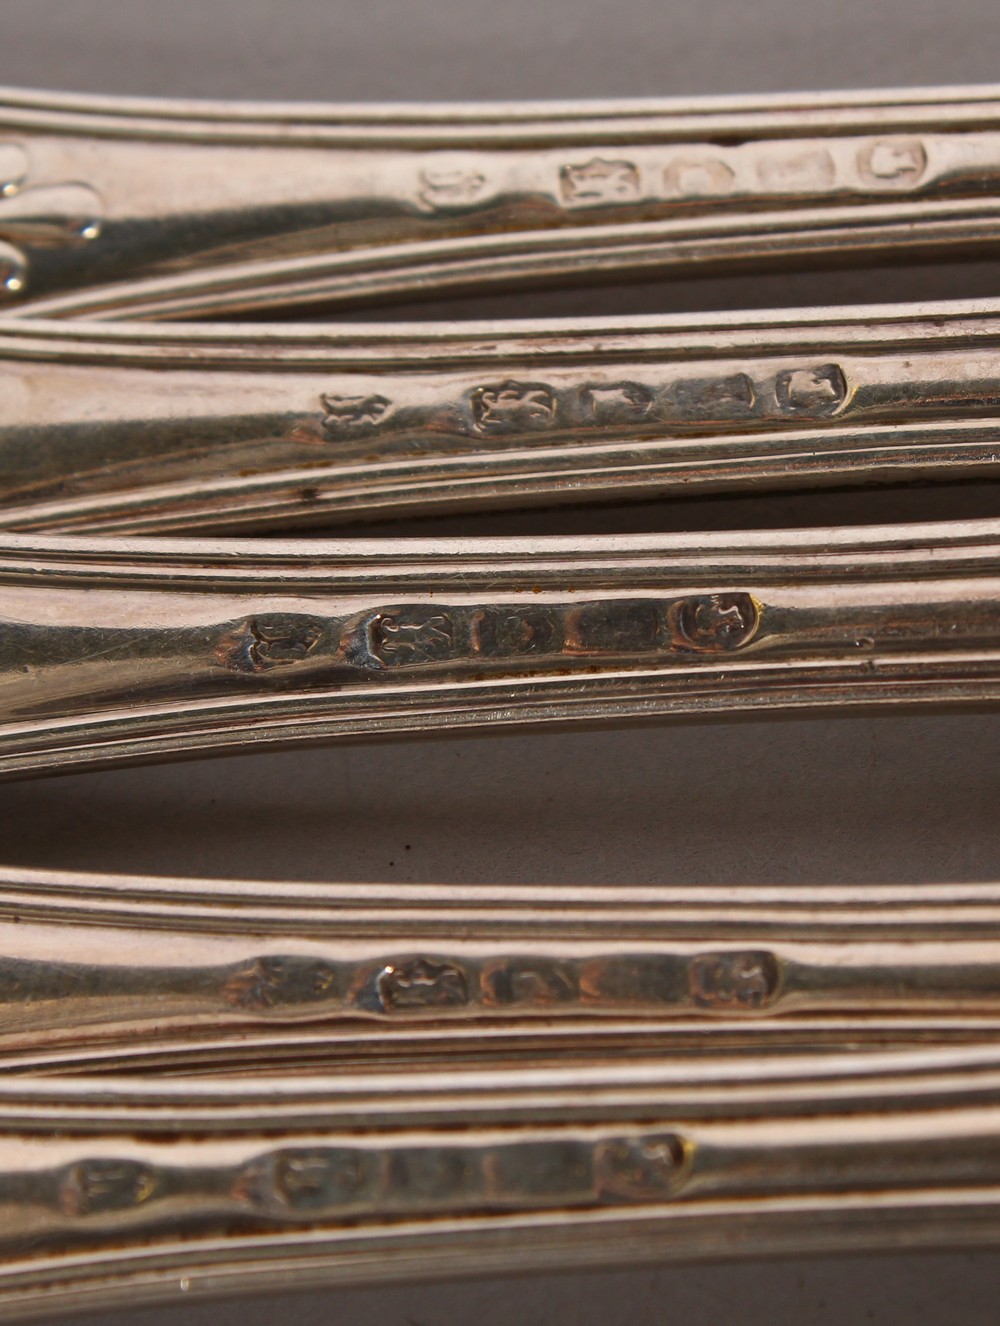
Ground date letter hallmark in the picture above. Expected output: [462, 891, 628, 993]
[418, 165, 489, 208]
[857, 136, 928, 187]
[582, 382, 654, 425]
[775, 363, 848, 416]
[375, 958, 470, 1014]
[0, 142, 103, 296]
[689, 950, 781, 1013]
[481, 958, 578, 1009]
[271, 1148, 376, 1212]
[238, 1145, 379, 1217]
[669, 592, 761, 653]
[663, 156, 736, 198]
[321, 393, 390, 435]
[58, 1159, 157, 1218]
[560, 158, 641, 206]
[218, 613, 326, 674]
[757, 147, 836, 193]
[673, 372, 755, 420]
[474, 607, 559, 658]
[595, 1134, 690, 1202]
[221, 955, 339, 1014]
[471, 380, 556, 434]
[369, 610, 455, 666]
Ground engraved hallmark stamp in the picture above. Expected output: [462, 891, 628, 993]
[58, 1159, 156, 1217]
[219, 614, 325, 674]
[673, 372, 755, 418]
[669, 593, 760, 653]
[375, 957, 470, 1013]
[595, 1133, 689, 1201]
[474, 607, 559, 658]
[388, 1146, 477, 1201]
[757, 147, 836, 192]
[857, 137, 928, 186]
[582, 382, 655, 424]
[418, 165, 489, 207]
[481, 957, 578, 1008]
[269, 1147, 375, 1210]
[662, 156, 736, 197]
[560, 158, 641, 205]
[369, 610, 455, 666]
[471, 381, 556, 433]
[321, 393, 390, 434]
[775, 363, 848, 415]
[689, 950, 781, 1012]
[221, 955, 338, 1012]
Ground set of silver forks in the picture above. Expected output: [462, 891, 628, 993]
[0, 80, 999, 1316]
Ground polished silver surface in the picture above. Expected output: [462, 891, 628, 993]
[3, 520, 1000, 776]
[3, 84, 1000, 318]
[0, 1048, 994, 1316]
[5, 1, 1000, 1323]
[3, 301, 1000, 532]
[0, 870, 996, 1060]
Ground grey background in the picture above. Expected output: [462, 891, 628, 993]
[2, 0, 1000, 1321]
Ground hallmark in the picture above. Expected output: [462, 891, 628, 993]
[775, 363, 848, 415]
[221, 954, 338, 1012]
[662, 156, 736, 197]
[471, 381, 556, 433]
[219, 613, 325, 674]
[270, 1147, 375, 1210]
[757, 147, 836, 192]
[857, 137, 927, 186]
[582, 381, 655, 424]
[474, 607, 559, 657]
[388, 1146, 476, 1199]
[689, 949, 780, 1011]
[369, 610, 455, 665]
[375, 957, 470, 1012]
[321, 392, 390, 434]
[595, 1134, 689, 1200]
[673, 372, 755, 418]
[58, 1159, 156, 1217]
[418, 165, 489, 207]
[481, 957, 578, 1008]
[669, 593, 760, 653]
[560, 158, 641, 205]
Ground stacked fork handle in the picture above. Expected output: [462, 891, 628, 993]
[3, 81, 1000, 1316]
[0, 1046, 997, 1314]
[1, 520, 1000, 775]
[1, 301, 1000, 533]
[3, 85, 1000, 318]
[0, 870, 997, 1067]
[0, 872, 995, 1308]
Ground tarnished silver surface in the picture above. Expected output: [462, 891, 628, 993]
[0, 1049, 995, 1315]
[5, 66, 1000, 1318]
[4, 301, 1000, 532]
[3, 84, 1000, 317]
[3, 520, 1000, 775]
[0, 870, 995, 1057]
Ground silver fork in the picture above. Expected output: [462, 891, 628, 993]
[2, 298, 1000, 534]
[3, 83, 1000, 319]
[3, 518, 1000, 776]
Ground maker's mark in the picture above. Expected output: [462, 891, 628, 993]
[219, 613, 326, 674]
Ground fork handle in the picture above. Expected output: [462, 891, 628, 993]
[5, 84, 1000, 316]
